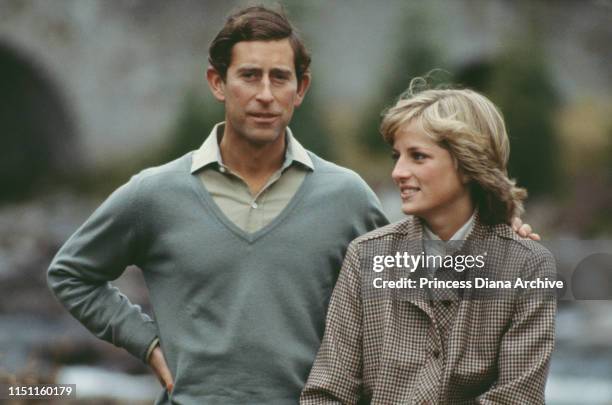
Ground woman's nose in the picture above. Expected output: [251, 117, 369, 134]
[391, 160, 411, 183]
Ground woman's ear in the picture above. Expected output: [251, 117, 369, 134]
[460, 169, 471, 185]
[452, 157, 471, 184]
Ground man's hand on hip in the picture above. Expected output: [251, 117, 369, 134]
[149, 346, 174, 393]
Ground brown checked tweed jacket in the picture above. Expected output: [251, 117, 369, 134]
[301, 216, 556, 405]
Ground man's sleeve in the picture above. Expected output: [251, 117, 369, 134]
[355, 177, 389, 233]
[47, 176, 158, 362]
[301, 241, 365, 405]
[477, 251, 557, 404]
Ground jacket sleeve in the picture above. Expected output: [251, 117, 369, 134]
[301, 241, 365, 405]
[477, 250, 557, 404]
[47, 176, 158, 362]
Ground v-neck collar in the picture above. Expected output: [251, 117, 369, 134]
[188, 152, 315, 244]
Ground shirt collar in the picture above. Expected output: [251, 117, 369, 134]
[190, 122, 313, 173]
[423, 209, 477, 241]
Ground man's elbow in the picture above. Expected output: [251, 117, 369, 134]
[46, 256, 80, 301]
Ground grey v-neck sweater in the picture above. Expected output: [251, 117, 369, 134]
[48, 152, 388, 404]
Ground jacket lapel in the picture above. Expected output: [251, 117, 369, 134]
[394, 217, 437, 322]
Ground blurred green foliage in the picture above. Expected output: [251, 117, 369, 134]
[358, 4, 443, 155]
[457, 43, 561, 197]
[156, 92, 224, 164]
[288, 86, 334, 160]
[355, 10, 561, 198]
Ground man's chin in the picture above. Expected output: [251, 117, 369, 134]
[244, 131, 284, 146]
[241, 125, 284, 143]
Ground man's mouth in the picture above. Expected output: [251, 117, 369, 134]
[248, 112, 280, 122]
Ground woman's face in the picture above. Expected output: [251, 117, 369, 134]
[391, 120, 472, 221]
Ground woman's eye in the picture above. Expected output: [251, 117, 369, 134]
[412, 152, 427, 161]
[391, 152, 399, 161]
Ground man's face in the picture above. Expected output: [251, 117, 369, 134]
[207, 39, 310, 146]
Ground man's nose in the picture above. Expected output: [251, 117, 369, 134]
[255, 77, 274, 103]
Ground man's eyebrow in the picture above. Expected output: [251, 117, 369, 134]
[236, 65, 261, 72]
[270, 67, 293, 75]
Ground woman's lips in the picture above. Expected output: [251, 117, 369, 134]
[400, 187, 420, 199]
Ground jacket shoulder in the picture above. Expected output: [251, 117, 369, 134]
[491, 223, 553, 261]
[352, 217, 417, 245]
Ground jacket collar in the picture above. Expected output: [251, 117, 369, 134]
[392, 212, 515, 323]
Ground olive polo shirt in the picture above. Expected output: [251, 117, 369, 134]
[191, 122, 313, 233]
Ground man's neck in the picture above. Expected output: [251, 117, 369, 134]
[219, 128, 286, 195]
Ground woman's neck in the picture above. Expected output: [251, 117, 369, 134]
[423, 201, 475, 241]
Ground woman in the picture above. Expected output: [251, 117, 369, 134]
[301, 81, 556, 404]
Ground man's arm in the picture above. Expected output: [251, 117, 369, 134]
[301, 241, 365, 405]
[351, 174, 389, 234]
[47, 176, 158, 362]
[477, 252, 557, 404]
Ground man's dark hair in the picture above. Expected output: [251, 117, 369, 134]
[208, 6, 311, 84]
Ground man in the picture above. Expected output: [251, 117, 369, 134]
[48, 6, 537, 404]
[48, 6, 387, 404]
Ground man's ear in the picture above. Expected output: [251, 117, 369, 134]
[293, 71, 311, 108]
[206, 66, 226, 102]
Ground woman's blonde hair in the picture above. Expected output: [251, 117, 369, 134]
[380, 77, 527, 225]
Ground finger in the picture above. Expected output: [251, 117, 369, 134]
[150, 348, 174, 391]
[529, 233, 541, 241]
[152, 365, 165, 387]
[154, 354, 174, 392]
[159, 366, 174, 392]
[511, 217, 522, 231]
[152, 365, 173, 392]
[518, 223, 532, 237]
